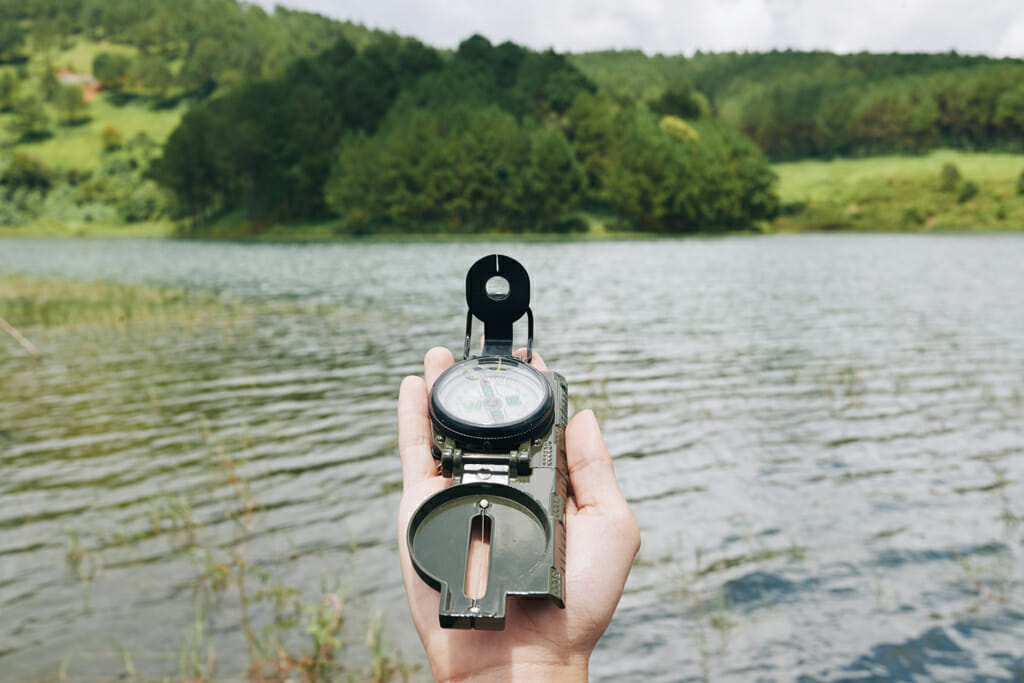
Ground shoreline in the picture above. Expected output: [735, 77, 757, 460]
[3, 222, 1023, 242]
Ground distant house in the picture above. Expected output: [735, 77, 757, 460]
[57, 68, 101, 102]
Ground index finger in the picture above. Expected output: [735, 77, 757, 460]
[397, 375, 437, 489]
[397, 347, 456, 490]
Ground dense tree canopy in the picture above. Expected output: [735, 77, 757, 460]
[150, 36, 444, 223]
[152, 30, 778, 233]
[573, 50, 1024, 160]
[326, 104, 585, 233]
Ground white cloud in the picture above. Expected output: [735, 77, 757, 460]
[251, 0, 1024, 57]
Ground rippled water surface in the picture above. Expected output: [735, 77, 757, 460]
[1, 235, 1023, 680]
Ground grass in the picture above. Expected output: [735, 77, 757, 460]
[772, 149, 1024, 231]
[0, 219, 175, 238]
[0, 274, 337, 334]
[1, 36, 187, 169]
[0, 275, 227, 328]
[49, 38, 139, 74]
[0, 94, 186, 169]
[58, 428, 417, 681]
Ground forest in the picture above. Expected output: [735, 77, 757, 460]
[572, 50, 1024, 160]
[2, 0, 1024, 235]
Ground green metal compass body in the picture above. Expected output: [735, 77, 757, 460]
[407, 254, 568, 630]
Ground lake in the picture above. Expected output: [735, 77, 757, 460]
[1, 235, 1023, 680]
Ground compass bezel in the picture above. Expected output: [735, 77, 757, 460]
[429, 356, 555, 450]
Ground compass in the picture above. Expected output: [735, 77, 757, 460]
[430, 356, 554, 450]
[408, 254, 569, 630]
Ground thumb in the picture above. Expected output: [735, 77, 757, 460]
[565, 409, 626, 511]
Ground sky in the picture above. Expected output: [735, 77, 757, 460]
[251, 0, 1024, 58]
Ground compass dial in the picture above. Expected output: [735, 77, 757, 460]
[430, 356, 554, 447]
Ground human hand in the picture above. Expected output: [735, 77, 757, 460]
[397, 346, 641, 682]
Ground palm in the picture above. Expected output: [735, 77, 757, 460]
[397, 348, 640, 682]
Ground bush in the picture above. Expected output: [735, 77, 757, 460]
[6, 95, 51, 141]
[1, 153, 55, 196]
[902, 207, 926, 226]
[939, 162, 961, 192]
[957, 180, 979, 203]
[128, 55, 174, 95]
[101, 125, 123, 151]
[0, 72, 19, 112]
[119, 180, 169, 222]
[659, 115, 699, 143]
[1017, 170, 1024, 196]
[93, 53, 132, 88]
[55, 84, 89, 124]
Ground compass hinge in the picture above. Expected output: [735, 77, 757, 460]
[453, 449, 532, 485]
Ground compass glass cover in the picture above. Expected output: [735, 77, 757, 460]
[433, 357, 549, 429]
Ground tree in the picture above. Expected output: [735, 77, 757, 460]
[40, 68, 60, 101]
[178, 37, 222, 94]
[128, 54, 174, 96]
[0, 71, 19, 111]
[154, 36, 445, 224]
[93, 52, 132, 89]
[6, 95, 51, 141]
[101, 124, 123, 151]
[568, 101, 777, 232]
[995, 84, 1024, 136]
[325, 105, 583, 232]
[939, 163, 961, 192]
[0, 152, 55, 196]
[650, 87, 709, 120]
[148, 107, 223, 229]
[55, 84, 89, 124]
[0, 18, 25, 60]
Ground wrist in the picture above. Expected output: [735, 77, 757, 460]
[435, 656, 589, 683]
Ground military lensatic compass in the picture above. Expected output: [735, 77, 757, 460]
[408, 254, 568, 630]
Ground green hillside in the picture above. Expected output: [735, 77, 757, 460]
[3, 1, 1024, 237]
[774, 150, 1024, 232]
[0, 1, 391, 234]
[571, 50, 1024, 160]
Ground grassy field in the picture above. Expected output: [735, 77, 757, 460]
[0, 219, 175, 238]
[772, 150, 1024, 232]
[7, 96, 186, 169]
[0, 36, 186, 169]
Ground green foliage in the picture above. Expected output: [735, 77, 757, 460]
[660, 115, 700, 142]
[957, 180, 979, 204]
[152, 36, 444, 224]
[7, 94, 52, 140]
[119, 178, 167, 221]
[574, 50, 1024, 160]
[128, 54, 174, 95]
[101, 124, 123, 151]
[567, 93, 778, 232]
[651, 87, 710, 120]
[55, 83, 89, 124]
[0, 19, 26, 60]
[774, 151, 1024, 232]
[40, 68, 60, 101]
[1, 152, 55, 194]
[1018, 170, 1024, 196]
[940, 163, 961, 192]
[0, 71, 19, 111]
[93, 51, 131, 88]
[407, 34, 596, 120]
[66, 0, 389, 95]
[325, 104, 584, 232]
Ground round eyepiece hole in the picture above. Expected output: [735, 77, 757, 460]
[485, 276, 510, 301]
